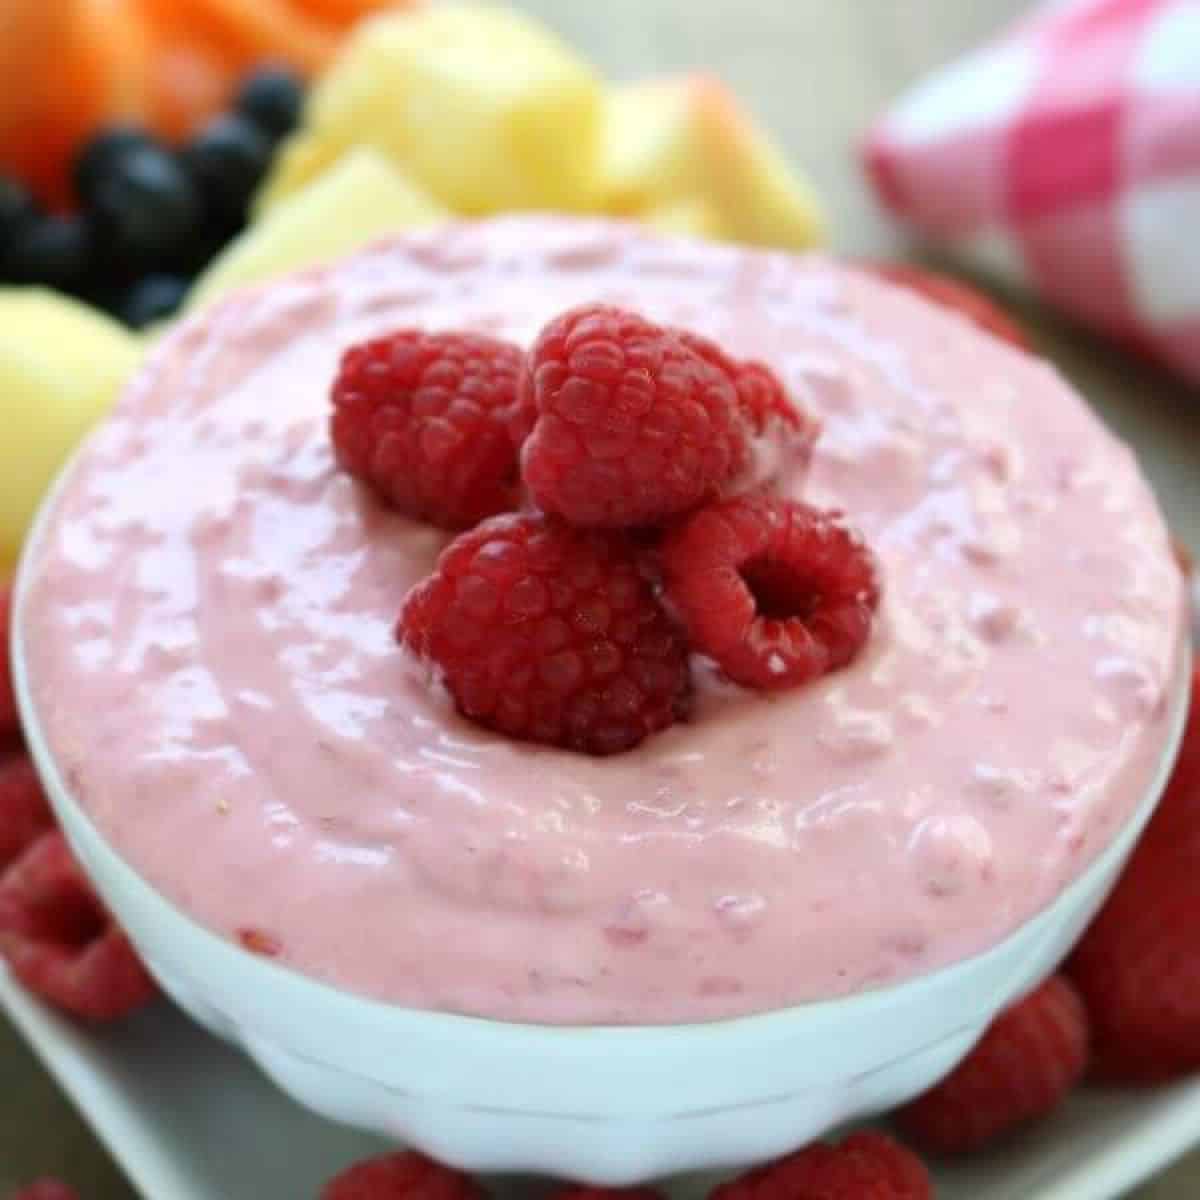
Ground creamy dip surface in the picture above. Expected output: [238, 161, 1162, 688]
[21, 217, 1187, 1024]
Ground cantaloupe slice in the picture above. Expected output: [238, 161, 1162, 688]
[0, 0, 152, 208]
[302, 0, 412, 25]
[138, 0, 336, 74]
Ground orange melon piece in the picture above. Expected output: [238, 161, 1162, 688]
[142, 38, 239, 142]
[0, 2, 78, 146]
[0, 0, 150, 209]
[0, 0, 408, 206]
[76, 0, 153, 120]
[140, 0, 337, 74]
[301, 0, 414, 25]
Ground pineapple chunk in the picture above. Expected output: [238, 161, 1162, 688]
[253, 130, 340, 217]
[603, 75, 825, 250]
[0, 290, 141, 567]
[191, 148, 447, 309]
[605, 78, 704, 216]
[641, 198, 724, 240]
[261, 4, 603, 215]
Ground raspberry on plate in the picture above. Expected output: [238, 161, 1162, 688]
[548, 1188, 663, 1200]
[1139, 665, 1200, 856]
[864, 262, 1030, 350]
[0, 583, 20, 743]
[521, 304, 749, 527]
[710, 1131, 930, 1200]
[1068, 848, 1200, 1084]
[331, 329, 530, 530]
[660, 494, 880, 690]
[322, 1151, 479, 1200]
[0, 831, 157, 1023]
[895, 975, 1089, 1154]
[398, 513, 691, 755]
[8, 1181, 80, 1200]
[1064, 673, 1200, 1084]
[0, 753, 54, 871]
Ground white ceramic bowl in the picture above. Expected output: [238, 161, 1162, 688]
[11, 540, 1192, 1183]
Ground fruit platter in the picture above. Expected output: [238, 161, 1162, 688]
[2, 4, 1200, 1200]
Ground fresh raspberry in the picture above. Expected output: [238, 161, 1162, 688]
[730, 360, 809, 439]
[521, 304, 747, 527]
[675, 332, 801, 436]
[895, 975, 1088, 1154]
[1140, 666, 1200, 856]
[398, 513, 690, 755]
[660, 494, 880, 691]
[1067, 845, 1200, 1084]
[8, 1181, 79, 1200]
[0, 830, 102, 945]
[0, 831, 156, 1023]
[0, 583, 20, 743]
[3, 924, 154, 1024]
[331, 329, 530, 530]
[547, 1189, 663, 1200]
[864, 263, 1030, 349]
[676, 332, 819, 484]
[321, 1151, 479, 1200]
[710, 1131, 930, 1200]
[1063, 668, 1200, 1085]
[0, 753, 53, 870]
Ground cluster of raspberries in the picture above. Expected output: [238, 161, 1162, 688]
[0, 585, 157, 1033]
[331, 303, 881, 755]
[316, 1134, 932, 1200]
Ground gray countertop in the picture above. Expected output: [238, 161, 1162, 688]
[2, 1, 1198, 1196]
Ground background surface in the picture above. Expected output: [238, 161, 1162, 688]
[3, 1, 1198, 1195]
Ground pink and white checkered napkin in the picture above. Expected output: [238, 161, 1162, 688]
[864, 0, 1200, 383]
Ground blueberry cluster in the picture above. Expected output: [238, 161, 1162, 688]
[0, 67, 303, 328]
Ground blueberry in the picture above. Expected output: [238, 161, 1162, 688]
[182, 114, 272, 231]
[73, 125, 154, 206]
[116, 274, 190, 329]
[90, 145, 200, 269]
[236, 66, 304, 141]
[2, 214, 92, 292]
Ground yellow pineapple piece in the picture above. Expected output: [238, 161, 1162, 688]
[0, 290, 141, 566]
[260, 4, 603, 216]
[253, 130, 340, 217]
[641, 198, 724, 240]
[605, 77, 703, 216]
[603, 75, 825, 250]
[191, 148, 447, 309]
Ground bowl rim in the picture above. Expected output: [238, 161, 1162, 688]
[10, 449, 1194, 1041]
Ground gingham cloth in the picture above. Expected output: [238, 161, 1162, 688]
[864, 0, 1200, 383]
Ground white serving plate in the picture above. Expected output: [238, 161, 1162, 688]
[6, 967, 1200, 1200]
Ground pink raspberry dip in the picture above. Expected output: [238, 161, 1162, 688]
[21, 217, 1187, 1024]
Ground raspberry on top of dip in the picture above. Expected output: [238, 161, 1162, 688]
[20, 217, 1187, 1024]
